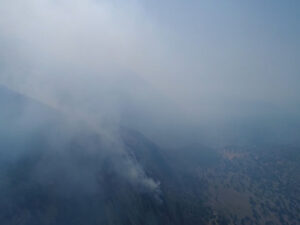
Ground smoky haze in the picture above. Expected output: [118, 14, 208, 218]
[0, 0, 299, 146]
[0, 2, 300, 224]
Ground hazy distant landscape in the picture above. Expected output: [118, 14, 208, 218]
[0, 1, 299, 225]
[0, 84, 299, 225]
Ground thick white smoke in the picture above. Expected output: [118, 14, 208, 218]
[0, 0, 164, 194]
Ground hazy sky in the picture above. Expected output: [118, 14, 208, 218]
[0, 0, 299, 123]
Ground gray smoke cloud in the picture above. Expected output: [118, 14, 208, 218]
[0, 86, 161, 197]
[0, 0, 299, 191]
[1, 0, 299, 123]
[0, 0, 166, 194]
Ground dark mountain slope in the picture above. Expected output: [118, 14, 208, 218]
[0, 86, 212, 225]
[1, 85, 299, 225]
